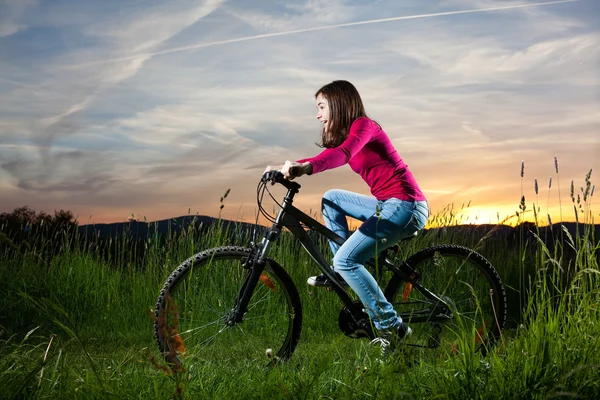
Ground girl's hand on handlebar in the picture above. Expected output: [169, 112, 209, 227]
[282, 160, 311, 180]
[264, 164, 283, 173]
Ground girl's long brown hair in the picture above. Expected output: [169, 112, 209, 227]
[316, 80, 368, 148]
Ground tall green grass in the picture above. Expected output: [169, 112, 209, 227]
[0, 167, 598, 399]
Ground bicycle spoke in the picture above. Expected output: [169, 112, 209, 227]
[178, 319, 223, 336]
[242, 312, 291, 321]
[154, 247, 302, 367]
[385, 245, 506, 359]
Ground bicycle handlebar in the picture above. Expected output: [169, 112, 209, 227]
[262, 170, 301, 192]
[289, 166, 301, 176]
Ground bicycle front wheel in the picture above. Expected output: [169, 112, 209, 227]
[154, 246, 302, 367]
[385, 245, 507, 357]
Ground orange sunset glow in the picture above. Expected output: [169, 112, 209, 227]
[0, 1, 597, 228]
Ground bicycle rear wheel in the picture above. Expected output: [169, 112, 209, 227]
[154, 246, 302, 367]
[384, 245, 507, 357]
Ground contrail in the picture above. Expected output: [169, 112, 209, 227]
[69, 0, 582, 69]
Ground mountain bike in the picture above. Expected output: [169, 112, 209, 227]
[153, 171, 507, 367]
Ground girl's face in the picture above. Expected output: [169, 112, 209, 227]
[315, 93, 330, 131]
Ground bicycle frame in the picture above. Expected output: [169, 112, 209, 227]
[231, 175, 451, 325]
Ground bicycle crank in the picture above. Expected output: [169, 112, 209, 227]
[338, 301, 374, 339]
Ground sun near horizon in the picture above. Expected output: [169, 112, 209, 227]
[0, 1, 597, 232]
[55, 198, 595, 230]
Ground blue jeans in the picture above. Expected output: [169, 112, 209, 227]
[321, 189, 429, 331]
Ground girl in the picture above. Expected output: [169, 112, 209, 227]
[266, 80, 428, 354]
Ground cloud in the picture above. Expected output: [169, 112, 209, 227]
[0, 146, 118, 193]
[1, 0, 226, 198]
[0, 0, 36, 37]
[445, 0, 585, 33]
[381, 29, 599, 88]
[0, 0, 597, 224]
[37, 0, 224, 144]
[47, 0, 584, 71]
[446, 34, 598, 84]
[83, 0, 224, 53]
[226, 0, 354, 31]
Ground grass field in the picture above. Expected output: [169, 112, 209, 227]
[1, 173, 599, 399]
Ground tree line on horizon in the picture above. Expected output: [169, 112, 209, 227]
[1, 205, 596, 272]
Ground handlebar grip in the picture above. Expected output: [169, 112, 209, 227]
[269, 170, 283, 180]
[263, 170, 301, 191]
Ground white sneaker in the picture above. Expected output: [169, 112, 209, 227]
[371, 322, 412, 360]
[307, 272, 349, 288]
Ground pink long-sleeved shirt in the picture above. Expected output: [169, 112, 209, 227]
[297, 117, 426, 202]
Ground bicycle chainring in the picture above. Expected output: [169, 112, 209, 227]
[338, 301, 374, 339]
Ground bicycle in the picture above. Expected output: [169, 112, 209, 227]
[153, 171, 507, 367]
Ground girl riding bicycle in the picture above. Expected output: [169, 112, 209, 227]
[266, 80, 429, 353]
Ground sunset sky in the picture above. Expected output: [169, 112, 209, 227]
[1, 0, 598, 227]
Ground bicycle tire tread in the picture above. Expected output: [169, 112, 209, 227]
[153, 245, 303, 363]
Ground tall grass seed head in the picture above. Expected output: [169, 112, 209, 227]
[570, 180, 575, 202]
[583, 170, 592, 201]
[521, 160, 524, 178]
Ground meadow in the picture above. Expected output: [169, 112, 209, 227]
[1, 168, 598, 399]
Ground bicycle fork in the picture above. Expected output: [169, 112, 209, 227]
[226, 226, 281, 325]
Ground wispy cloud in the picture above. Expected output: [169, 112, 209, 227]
[0, 0, 597, 224]
[1, 0, 226, 201]
[56, 0, 584, 70]
[0, 0, 36, 37]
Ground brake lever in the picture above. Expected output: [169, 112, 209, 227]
[270, 171, 284, 185]
[261, 170, 283, 185]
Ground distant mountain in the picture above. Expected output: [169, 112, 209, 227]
[78, 215, 262, 239]
[426, 221, 599, 248]
[79, 215, 599, 243]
